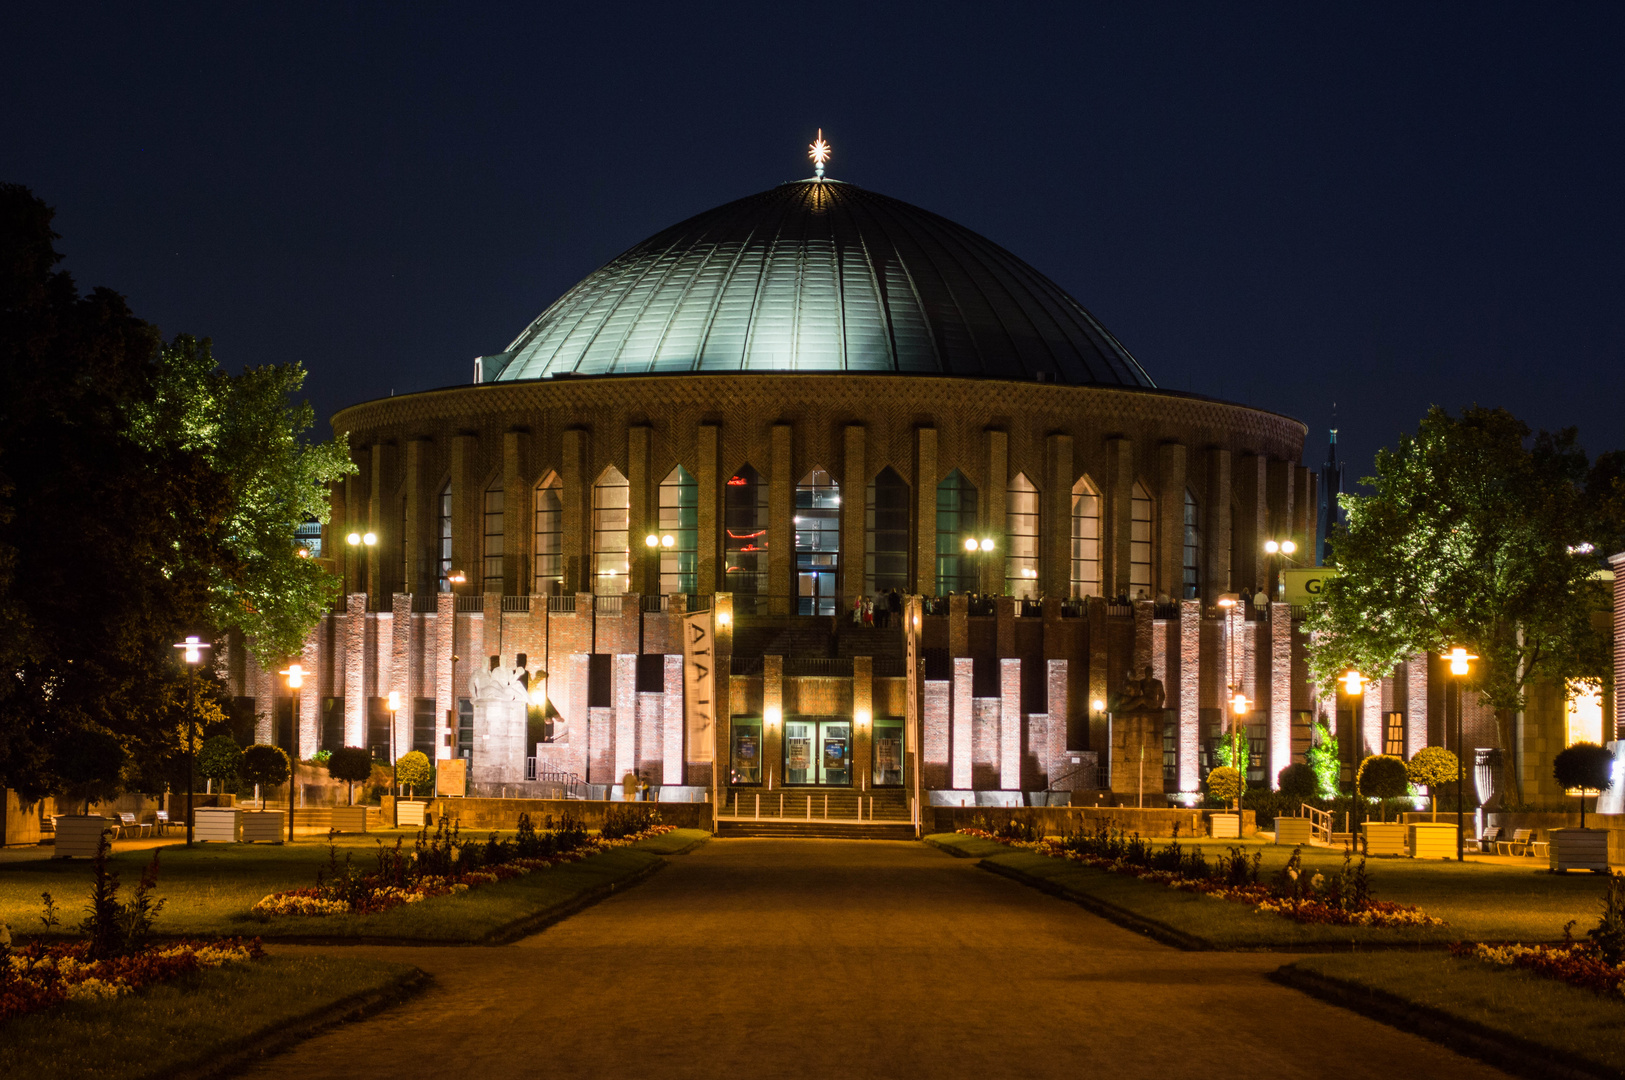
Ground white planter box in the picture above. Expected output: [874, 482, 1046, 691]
[194, 807, 241, 843]
[396, 801, 427, 828]
[331, 806, 369, 832]
[240, 810, 285, 844]
[1363, 821, 1408, 857]
[1549, 828, 1610, 873]
[1209, 813, 1241, 839]
[1407, 822, 1458, 859]
[1274, 817, 1314, 845]
[52, 815, 115, 858]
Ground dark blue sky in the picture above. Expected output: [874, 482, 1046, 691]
[6, 3, 1622, 482]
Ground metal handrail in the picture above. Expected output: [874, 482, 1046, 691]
[501, 595, 531, 613]
[547, 595, 577, 613]
[594, 594, 624, 615]
[454, 595, 485, 613]
[641, 594, 669, 612]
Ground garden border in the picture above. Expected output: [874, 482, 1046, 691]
[1270, 963, 1618, 1080]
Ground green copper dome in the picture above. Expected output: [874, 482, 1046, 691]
[486, 179, 1155, 387]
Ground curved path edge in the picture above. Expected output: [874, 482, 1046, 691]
[973, 855, 1213, 951]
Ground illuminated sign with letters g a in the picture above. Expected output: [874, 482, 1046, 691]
[1282, 567, 1338, 605]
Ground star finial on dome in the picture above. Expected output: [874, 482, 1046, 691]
[808, 129, 831, 179]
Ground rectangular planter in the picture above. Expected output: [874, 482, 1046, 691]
[52, 815, 116, 858]
[239, 810, 285, 844]
[1362, 821, 1408, 857]
[1407, 822, 1458, 859]
[1274, 817, 1314, 845]
[1549, 828, 1610, 873]
[330, 806, 369, 832]
[396, 800, 427, 828]
[1209, 813, 1241, 839]
[193, 807, 241, 843]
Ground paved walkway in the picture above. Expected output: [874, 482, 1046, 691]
[243, 839, 1510, 1080]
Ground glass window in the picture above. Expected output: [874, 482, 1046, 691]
[1130, 482, 1153, 599]
[872, 721, 904, 787]
[935, 470, 978, 594]
[865, 467, 909, 594]
[724, 465, 768, 601]
[657, 465, 698, 595]
[437, 483, 453, 592]
[593, 466, 630, 595]
[533, 472, 562, 596]
[1006, 473, 1040, 598]
[482, 479, 504, 594]
[1182, 489, 1200, 600]
[795, 468, 840, 615]
[457, 698, 474, 760]
[785, 721, 815, 784]
[294, 517, 322, 559]
[1070, 475, 1101, 599]
[731, 720, 762, 785]
[412, 697, 436, 758]
[1383, 711, 1404, 757]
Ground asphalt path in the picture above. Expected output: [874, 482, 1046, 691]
[243, 839, 1511, 1080]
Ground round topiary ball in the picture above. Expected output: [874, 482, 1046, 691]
[1406, 746, 1461, 791]
[239, 744, 291, 789]
[197, 734, 242, 783]
[326, 746, 374, 785]
[1553, 742, 1615, 793]
[394, 751, 433, 795]
[1277, 762, 1318, 799]
[1207, 766, 1245, 804]
[1356, 754, 1410, 800]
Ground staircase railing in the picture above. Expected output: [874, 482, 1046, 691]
[1299, 802, 1332, 845]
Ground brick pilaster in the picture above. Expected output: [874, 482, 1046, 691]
[1179, 599, 1201, 793]
[663, 654, 683, 784]
[952, 657, 974, 789]
[999, 658, 1021, 790]
[434, 591, 455, 760]
[1269, 603, 1292, 788]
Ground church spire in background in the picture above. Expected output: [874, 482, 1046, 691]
[1316, 406, 1345, 565]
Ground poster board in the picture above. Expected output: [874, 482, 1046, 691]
[681, 610, 716, 763]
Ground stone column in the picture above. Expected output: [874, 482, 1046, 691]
[999, 658, 1021, 790]
[763, 655, 784, 788]
[1045, 659, 1069, 785]
[952, 657, 974, 790]
[343, 593, 366, 750]
[661, 654, 683, 785]
[1205, 448, 1232, 601]
[853, 655, 873, 791]
[1045, 434, 1073, 601]
[1405, 653, 1429, 758]
[404, 438, 428, 596]
[613, 653, 637, 792]
[914, 427, 938, 596]
[301, 622, 321, 752]
[768, 424, 793, 615]
[628, 425, 652, 594]
[1179, 599, 1201, 794]
[560, 429, 587, 594]
[696, 425, 719, 595]
[391, 593, 412, 757]
[983, 429, 1007, 594]
[1269, 603, 1292, 789]
[1363, 685, 1384, 759]
[504, 430, 530, 596]
[1108, 437, 1134, 598]
[1157, 442, 1187, 599]
[434, 591, 455, 760]
[842, 424, 866, 607]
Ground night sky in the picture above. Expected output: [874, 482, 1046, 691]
[6, 3, 1622, 487]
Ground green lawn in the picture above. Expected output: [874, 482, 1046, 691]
[1283, 952, 1625, 1076]
[0, 954, 420, 1080]
[926, 833, 1614, 949]
[0, 828, 710, 943]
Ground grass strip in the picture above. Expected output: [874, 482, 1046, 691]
[1276, 953, 1625, 1080]
[0, 954, 423, 1080]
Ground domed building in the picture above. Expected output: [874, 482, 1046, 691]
[225, 160, 1444, 829]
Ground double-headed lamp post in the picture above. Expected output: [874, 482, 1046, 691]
[1447, 646, 1477, 862]
[172, 635, 211, 846]
[963, 537, 994, 592]
[279, 663, 304, 843]
[645, 532, 674, 596]
[1263, 538, 1297, 599]
[346, 530, 377, 596]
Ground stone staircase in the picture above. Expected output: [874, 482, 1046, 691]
[717, 786, 913, 839]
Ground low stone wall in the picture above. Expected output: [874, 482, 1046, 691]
[1489, 812, 1624, 865]
[923, 804, 1255, 839]
[381, 796, 712, 832]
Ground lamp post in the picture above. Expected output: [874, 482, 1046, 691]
[645, 532, 674, 599]
[1447, 646, 1477, 862]
[1262, 538, 1298, 599]
[1340, 669, 1366, 834]
[387, 690, 402, 799]
[346, 530, 377, 598]
[1216, 592, 1244, 782]
[172, 635, 211, 846]
[962, 536, 994, 594]
[280, 663, 303, 843]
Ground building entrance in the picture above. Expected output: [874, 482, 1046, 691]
[784, 719, 851, 786]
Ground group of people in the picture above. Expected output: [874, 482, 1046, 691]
[850, 588, 904, 627]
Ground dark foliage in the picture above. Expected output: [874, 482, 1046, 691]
[77, 835, 166, 959]
[239, 744, 291, 788]
[1276, 763, 1319, 800]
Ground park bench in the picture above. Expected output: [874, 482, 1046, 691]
[153, 810, 173, 836]
[1470, 825, 1502, 852]
[116, 812, 150, 839]
[1497, 828, 1536, 856]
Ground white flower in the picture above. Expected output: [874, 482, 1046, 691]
[1287, 868, 1298, 881]
[1310, 872, 1325, 889]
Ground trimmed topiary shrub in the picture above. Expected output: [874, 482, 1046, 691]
[197, 734, 242, 795]
[1406, 746, 1462, 819]
[238, 744, 291, 808]
[394, 751, 433, 798]
[1207, 766, 1245, 806]
[1277, 762, 1318, 800]
[1553, 742, 1616, 828]
[1356, 754, 1410, 821]
[326, 746, 374, 805]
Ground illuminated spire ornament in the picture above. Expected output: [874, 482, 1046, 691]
[808, 129, 831, 179]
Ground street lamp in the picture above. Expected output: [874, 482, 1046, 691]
[386, 690, 402, 797]
[962, 537, 994, 593]
[172, 635, 211, 846]
[1447, 646, 1477, 862]
[346, 529, 378, 596]
[1340, 669, 1366, 834]
[1263, 538, 1298, 599]
[280, 663, 304, 843]
[645, 532, 674, 597]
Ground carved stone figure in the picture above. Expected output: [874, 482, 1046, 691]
[1111, 664, 1166, 714]
[470, 654, 526, 703]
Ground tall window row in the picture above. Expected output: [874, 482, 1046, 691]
[657, 465, 698, 595]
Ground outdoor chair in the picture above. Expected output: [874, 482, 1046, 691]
[116, 812, 150, 838]
[1473, 825, 1502, 853]
[153, 810, 172, 836]
[1497, 828, 1535, 856]
[1530, 837, 1550, 858]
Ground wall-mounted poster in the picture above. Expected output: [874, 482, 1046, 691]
[822, 738, 847, 771]
[786, 738, 811, 771]
[735, 733, 757, 763]
[681, 611, 715, 763]
[875, 736, 900, 771]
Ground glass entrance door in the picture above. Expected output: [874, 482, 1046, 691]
[819, 722, 851, 786]
[783, 719, 852, 786]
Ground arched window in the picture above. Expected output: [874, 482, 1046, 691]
[1006, 473, 1040, 598]
[1070, 475, 1101, 599]
[482, 477, 504, 594]
[865, 467, 910, 594]
[437, 482, 453, 592]
[1130, 482, 1153, 599]
[1182, 489, 1200, 600]
[657, 465, 698, 595]
[795, 467, 839, 615]
[935, 470, 979, 594]
[592, 466, 630, 595]
[533, 472, 562, 596]
[724, 465, 768, 601]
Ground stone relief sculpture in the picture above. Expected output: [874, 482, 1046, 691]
[470, 654, 526, 704]
[1111, 664, 1166, 714]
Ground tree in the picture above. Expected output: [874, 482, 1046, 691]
[1406, 747, 1462, 821]
[130, 335, 355, 665]
[1552, 743, 1615, 829]
[1306, 720, 1341, 799]
[197, 735, 242, 795]
[1356, 755, 1410, 821]
[326, 747, 373, 806]
[1304, 407, 1621, 804]
[1212, 730, 1251, 772]
[238, 745, 290, 809]
[1277, 763, 1318, 800]
[394, 751, 432, 799]
[1206, 766, 1244, 808]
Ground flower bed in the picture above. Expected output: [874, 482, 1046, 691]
[251, 816, 675, 919]
[956, 826, 1443, 929]
[1, 936, 264, 1023]
[1451, 940, 1625, 1000]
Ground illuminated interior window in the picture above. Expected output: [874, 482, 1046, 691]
[482, 478, 504, 594]
[592, 466, 629, 595]
[533, 472, 562, 596]
[437, 482, 452, 592]
[1005, 473, 1040, 599]
[1566, 682, 1604, 748]
[1130, 482, 1153, 598]
[1182, 489, 1200, 600]
[795, 467, 840, 615]
[865, 467, 909, 594]
[1070, 475, 1101, 599]
[657, 464, 698, 595]
[935, 470, 978, 594]
[724, 465, 768, 600]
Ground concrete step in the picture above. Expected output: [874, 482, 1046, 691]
[716, 820, 917, 840]
[722, 789, 911, 821]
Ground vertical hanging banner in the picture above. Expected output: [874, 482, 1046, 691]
[682, 610, 716, 763]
